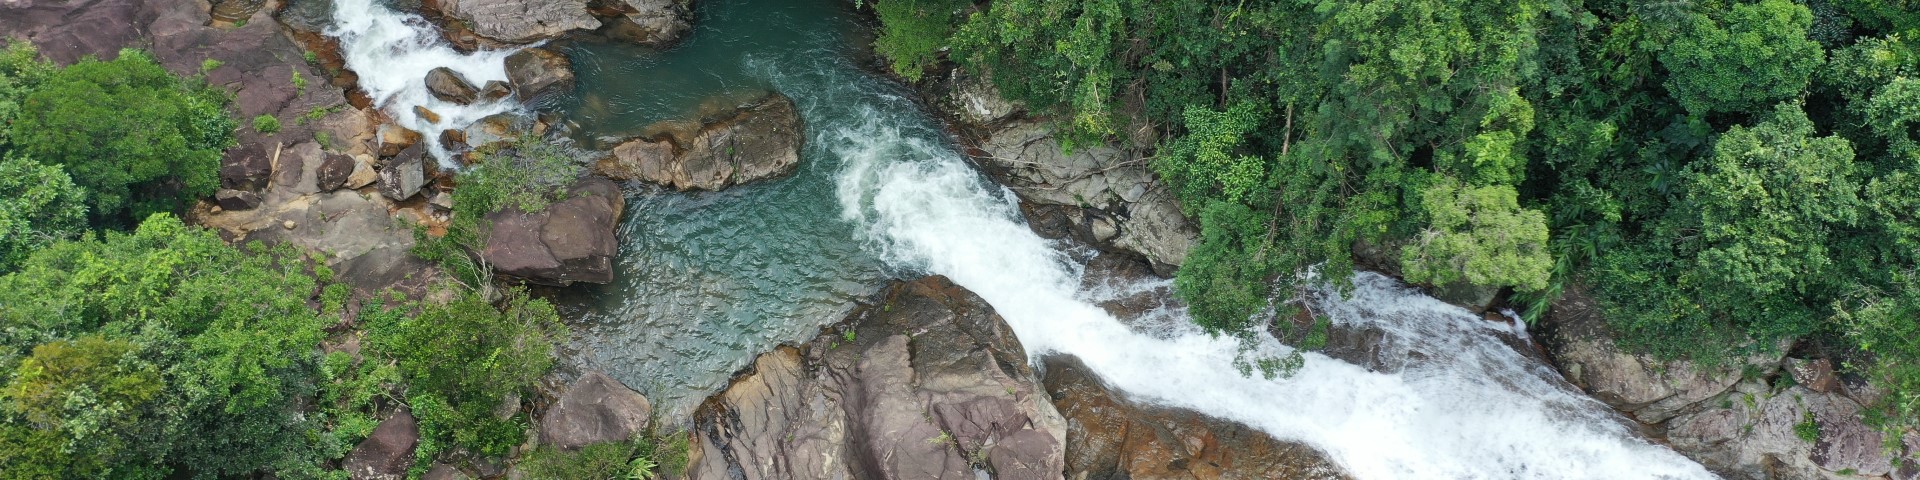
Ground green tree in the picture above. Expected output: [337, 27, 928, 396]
[1661, 0, 1825, 115]
[1400, 180, 1552, 292]
[11, 48, 235, 224]
[871, 0, 970, 82]
[0, 155, 86, 273]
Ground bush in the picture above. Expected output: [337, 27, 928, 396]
[871, 0, 969, 82]
[9, 47, 235, 224]
[413, 136, 583, 289]
[0, 155, 86, 273]
[253, 114, 281, 134]
[520, 431, 689, 480]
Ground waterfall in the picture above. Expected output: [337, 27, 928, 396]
[828, 109, 1718, 479]
[326, 0, 520, 165]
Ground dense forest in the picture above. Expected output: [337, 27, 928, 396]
[871, 0, 1920, 437]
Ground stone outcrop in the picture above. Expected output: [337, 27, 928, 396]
[479, 176, 625, 286]
[439, 0, 600, 44]
[606, 0, 693, 47]
[425, 67, 480, 105]
[596, 92, 804, 191]
[505, 48, 574, 103]
[975, 121, 1196, 273]
[1542, 286, 1920, 480]
[345, 410, 420, 480]
[222, 143, 275, 191]
[540, 371, 653, 450]
[689, 276, 1067, 480]
[215, 189, 263, 211]
[1042, 356, 1349, 480]
[378, 145, 427, 201]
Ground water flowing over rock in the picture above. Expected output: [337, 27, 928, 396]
[540, 371, 652, 450]
[974, 121, 1196, 273]
[689, 276, 1067, 480]
[597, 92, 804, 191]
[1042, 355, 1349, 480]
[479, 176, 624, 285]
[438, 0, 600, 44]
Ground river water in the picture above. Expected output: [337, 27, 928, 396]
[330, 0, 1721, 478]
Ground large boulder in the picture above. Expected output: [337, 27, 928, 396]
[607, 0, 692, 46]
[596, 92, 804, 191]
[222, 142, 275, 191]
[378, 144, 427, 201]
[344, 410, 419, 480]
[1042, 356, 1349, 480]
[439, 0, 599, 44]
[424, 67, 480, 105]
[505, 48, 574, 103]
[541, 371, 652, 450]
[689, 276, 1067, 480]
[975, 121, 1196, 273]
[317, 153, 357, 191]
[479, 176, 624, 285]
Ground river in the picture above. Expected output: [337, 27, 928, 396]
[330, 0, 1721, 477]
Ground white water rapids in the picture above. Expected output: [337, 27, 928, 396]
[326, 0, 520, 165]
[828, 109, 1718, 479]
[326, 3, 1721, 477]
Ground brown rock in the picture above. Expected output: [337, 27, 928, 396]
[379, 124, 423, 157]
[346, 154, 379, 189]
[221, 142, 274, 191]
[478, 176, 623, 285]
[439, 0, 599, 44]
[597, 92, 802, 191]
[1541, 286, 1786, 424]
[345, 410, 419, 480]
[505, 48, 574, 103]
[317, 153, 356, 191]
[379, 144, 427, 201]
[540, 371, 652, 450]
[691, 276, 1066, 480]
[215, 189, 262, 210]
[414, 105, 442, 124]
[438, 129, 468, 153]
[1786, 358, 1840, 393]
[478, 80, 512, 102]
[606, 0, 691, 46]
[424, 67, 479, 104]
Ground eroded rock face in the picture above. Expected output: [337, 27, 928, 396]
[479, 176, 624, 285]
[541, 371, 652, 450]
[439, 0, 599, 44]
[1543, 287, 1785, 424]
[345, 410, 419, 480]
[1665, 386, 1915, 479]
[597, 92, 804, 191]
[690, 276, 1067, 480]
[609, 0, 692, 46]
[505, 48, 574, 103]
[976, 121, 1196, 273]
[1042, 356, 1350, 480]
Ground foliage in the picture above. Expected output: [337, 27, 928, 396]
[7, 47, 235, 224]
[253, 114, 281, 134]
[415, 136, 583, 290]
[1400, 180, 1552, 292]
[360, 287, 564, 458]
[520, 430, 688, 480]
[0, 155, 86, 273]
[870, 0, 969, 82]
[1660, 0, 1826, 115]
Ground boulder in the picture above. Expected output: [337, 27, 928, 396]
[424, 67, 479, 104]
[949, 68, 1021, 127]
[975, 121, 1196, 273]
[379, 145, 426, 201]
[1785, 358, 1841, 394]
[413, 105, 442, 124]
[378, 124, 423, 157]
[690, 276, 1067, 480]
[317, 152, 356, 191]
[608, 0, 691, 46]
[478, 176, 624, 285]
[477, 80, 512, 102]
[346, 154, 379, 189]
[505, 48, 574, 103]
[345, 410, 419, 480]
[596, 92, 803, 191]
[215, 189, 263, 211]
[221, 142, 275, 191]
[1041, 355, 1349, 480]
[439, 0, 599, 44]
[540, 371, 652, 450]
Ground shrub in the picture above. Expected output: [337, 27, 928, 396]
[0, 155, 86, 273]
[253, 114, 281, 134]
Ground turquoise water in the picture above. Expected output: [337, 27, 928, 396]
[545, 0, 913, 418]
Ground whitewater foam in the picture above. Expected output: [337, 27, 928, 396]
[326, 0, 520, 165]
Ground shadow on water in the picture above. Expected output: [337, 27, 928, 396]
[542, 0, 909, 419]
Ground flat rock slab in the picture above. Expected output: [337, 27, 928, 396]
[597, 91, 803, 191]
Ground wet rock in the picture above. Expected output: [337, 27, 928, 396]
[379, 145, 426, 201]
[690, 276, 1067, 480]
[379, 124, 423, 157]
[478, 176, 623, 285]
[438, 129, 468, 153]
[222, 142, 275, 191]
[596, 92, 803, 191]
[1042, 355, 1350, 480]
[317, 153, 356, 191]
[425, 67, 480, 104]
[478, 80, 512, 102]
[465, 112, 533, 150]
[345, 410, 419, 480]
[505, 48, 574, 103]
[975, 121, 1195, 273]
[607, 0, 692, 46]
[215, 189, 262, 211]
[440, 0, 599, 44]
[414, 105, 442, 124]
[1540, 286, 1785, 424]
[541, 371, 652, 450]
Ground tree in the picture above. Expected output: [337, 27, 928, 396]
[1400, 180, 1552, 292]
[0, 155, 85, 273]
[11, 48, 235, 224]
[871, 0, 970, 82]
[1661, 0, 1825, 115]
